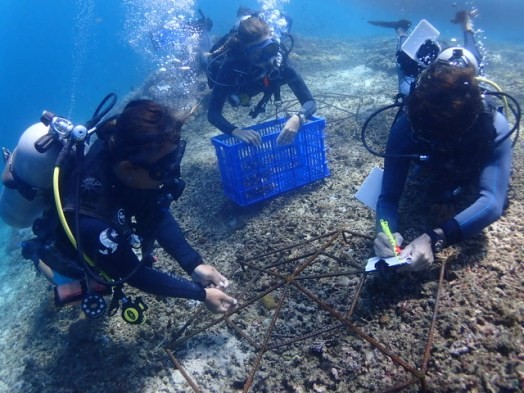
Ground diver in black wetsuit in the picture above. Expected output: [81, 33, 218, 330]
[57, 100, 237, 313]
[207, 14, 316, 146]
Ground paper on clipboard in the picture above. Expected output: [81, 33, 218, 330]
[355, 167, 383, 211]
[401, 19, 440, 62]
[365, 256, 412, 272]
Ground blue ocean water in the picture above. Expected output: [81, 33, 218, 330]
[0, 0, 522, 227]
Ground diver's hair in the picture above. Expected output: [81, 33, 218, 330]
[105, 99, 183, 161]
[236, 15, 270, 44]
[407, 62, 483, 140]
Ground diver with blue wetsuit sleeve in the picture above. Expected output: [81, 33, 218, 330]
[55, 100, 238, 313]
[369, 11, 515, 271]
[1, 98, 238, 320]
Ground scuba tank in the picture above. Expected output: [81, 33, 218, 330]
[1, 92, 117, 229]
[0, 121, 62, 228]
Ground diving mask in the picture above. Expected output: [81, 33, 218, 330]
[245, 38, 280, 64]
[133, 140, 186, 182]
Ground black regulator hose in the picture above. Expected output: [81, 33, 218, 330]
[280, 32, 294, 62]
[361, 91, 521, 161]
[85, 93, 117, 130]
[484, 91, 521, 147]
[360, 102, 422, 159]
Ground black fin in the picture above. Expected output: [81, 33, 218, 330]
[368, 19, 411, 30]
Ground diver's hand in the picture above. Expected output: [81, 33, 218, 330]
[374, 232, 403, 258]
[277, 115, 301, 146]
[398, 234, 434, 272]
[232, 128, 262, 146]
[192, 264, 229, 289]
[204, 288, 238, 314]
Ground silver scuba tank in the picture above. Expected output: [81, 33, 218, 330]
[0, 122, 62, 228]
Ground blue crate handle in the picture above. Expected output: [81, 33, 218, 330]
[211, 116, 326, 148]
[211, 116, 329, 206]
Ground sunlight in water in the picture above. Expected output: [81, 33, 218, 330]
[123, 0, 197, 61]
[122, 0, 294, 65]
[122, 0, 200, 99]
[120, 0, 293, 109]
[258, 0, 292, 39]
[68, 0, 95, 118]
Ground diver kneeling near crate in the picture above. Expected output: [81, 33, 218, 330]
[206, 11, 316, 146]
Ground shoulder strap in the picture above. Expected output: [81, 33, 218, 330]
[249, 80, 281, 119]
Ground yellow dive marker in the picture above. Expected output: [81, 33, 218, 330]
[379, 219, 401, 257]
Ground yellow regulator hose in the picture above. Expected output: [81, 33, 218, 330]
[53, 165, 110, 279]
[476, 76, 510, 115]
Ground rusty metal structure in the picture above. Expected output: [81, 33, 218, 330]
[165, 229, 447, 392]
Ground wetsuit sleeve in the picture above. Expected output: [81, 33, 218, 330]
[207, 67, 237, 134]
[154, 209, 203, 275]
[439, 112, 512, 244]
[376, 114, 416, 233]
[396, 35, 416, 97]
[78, 216, 206, 301]
[463, 30, 482, 66]
[283, 65, 317, 118]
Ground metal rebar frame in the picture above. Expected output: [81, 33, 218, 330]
[165, 229, 447, 392]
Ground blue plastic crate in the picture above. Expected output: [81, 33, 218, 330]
[211, 116, 330, 206]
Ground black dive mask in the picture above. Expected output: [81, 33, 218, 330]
[245, 38, 280, 65]
[134, 140, 186, 182]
